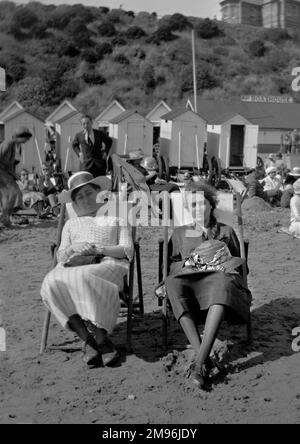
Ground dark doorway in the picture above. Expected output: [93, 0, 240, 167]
[153, 126, 160, 145]
[229, 125, 244, 167]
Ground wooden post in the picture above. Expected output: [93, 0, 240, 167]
[178, 131, 182, 171]
[64, 136, 71, 174]
[124, 133, 128, 155]
[235, 192, 248, 287]
[40, 203, 66, 354]
[34, 137, 43, 169]
[195, 133, 200, 171]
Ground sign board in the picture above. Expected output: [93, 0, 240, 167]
[0, 67, 5, 91]
[241, 95, 293, 104]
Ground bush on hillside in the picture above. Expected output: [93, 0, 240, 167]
[195, 18, 222, 39]
[95, 42, 113, 58]
[247, 39, 267, 57]
[9, 6, 39, 38]
[96, 21, 117, 37]
[262, 28, 291, 44]
[142, 64, 156, 92]
[146, 25, 178, 45]
[160, 13, 192, 32]
[125, 26, 147, 39]
[0, 52, 26, 84]
[114, 54, 130, 65]
[111, 36, 127, 46]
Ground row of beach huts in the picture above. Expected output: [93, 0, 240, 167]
[1, 97, 300, 174]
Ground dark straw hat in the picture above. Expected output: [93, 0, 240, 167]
[175, 239, 244, 278]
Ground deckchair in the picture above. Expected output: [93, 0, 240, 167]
[156, 189, 252, 349]
[39, 198, 144, 354]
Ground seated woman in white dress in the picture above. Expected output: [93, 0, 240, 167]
[289, 179, 300, 238]
[263, 166, 283, 206]
[41, 172, 133, 367]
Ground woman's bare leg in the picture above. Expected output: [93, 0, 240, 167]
[195, 304, 225, 366]
[179, 313, 202, 353]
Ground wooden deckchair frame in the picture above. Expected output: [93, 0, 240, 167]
[40, 201, 144, 354]
[157, 190, 252, 349]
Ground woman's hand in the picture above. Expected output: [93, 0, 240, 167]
[68, 242, 97, 256]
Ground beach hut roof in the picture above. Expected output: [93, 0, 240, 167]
[161, 107, 207, 121]
[146, 100, 172, 120]
[95, 99, 126, 121]
[110, 110, 145, 124]
[0, 101, 24, 123]
[3, 108, 44, 123]
[188, 98, 300, 129]
[46, 100, 78, 123]
[208, 111, 253, 125]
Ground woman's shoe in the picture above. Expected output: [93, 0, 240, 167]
[189, 361, 211, 390]
[102, 337, 120, 366]
[82, 334, 103, 367]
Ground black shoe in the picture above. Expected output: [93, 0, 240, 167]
[102, 338, 120, 366]
[82, 335, 103, 367]
[189, 361, 211, 390]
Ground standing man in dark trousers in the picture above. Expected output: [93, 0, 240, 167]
[72, 115, 112, 177]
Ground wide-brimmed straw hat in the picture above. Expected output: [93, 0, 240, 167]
[293, 178, 300, 195]
[289, 167, 300, 177]
[59, 171, 112, 203]
[266, 166, 277, 175]
[127, 149, 144, 161]
[13, 126, 32, 139]
[174, 239, 244, 278]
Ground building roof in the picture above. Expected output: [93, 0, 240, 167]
[46, 100, 78, 123]
[96, 100, 126, 121]
[188, 98, 300, 129]
[110, 110, 145, 124]
[3, 108, 44, 123]
[161, 107, 207, 121]
[146, 100, 172, 121]
[0, 101, 24, 123]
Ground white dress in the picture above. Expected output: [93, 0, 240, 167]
[40, 215, 133, 334]
[289, 195, 300, 238]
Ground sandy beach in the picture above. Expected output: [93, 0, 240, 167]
[0, 205, 300, 424]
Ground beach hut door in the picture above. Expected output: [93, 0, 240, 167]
[243, 125, 258, 169]
[127, 121, 145, 152]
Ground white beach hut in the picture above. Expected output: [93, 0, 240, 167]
[159, 108, 207, 169]
[146, 100, 172, 145]
[109, 110, 153, 156]
[46, 100, 82, 173]
[95, 100, 125, 134]
[207, 112, 259, 169]
[2, 106, 45, 174]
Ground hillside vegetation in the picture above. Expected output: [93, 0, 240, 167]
[1, 1, 300, 118]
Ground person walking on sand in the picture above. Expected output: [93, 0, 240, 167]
[72, 115, 112, 178]
[0, 127, 32, 227]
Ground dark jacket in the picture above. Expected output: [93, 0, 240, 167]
[72, 129, 112, 177]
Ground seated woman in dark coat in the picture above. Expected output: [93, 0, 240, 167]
[165, 182, 252, 390]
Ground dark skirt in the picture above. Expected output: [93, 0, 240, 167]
[0, 166, 22, 217]
[165, 269, 252, 325]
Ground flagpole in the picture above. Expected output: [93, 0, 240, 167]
[192, 28, 197, 113]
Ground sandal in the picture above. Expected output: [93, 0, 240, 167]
[82, 334, 103, 367]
